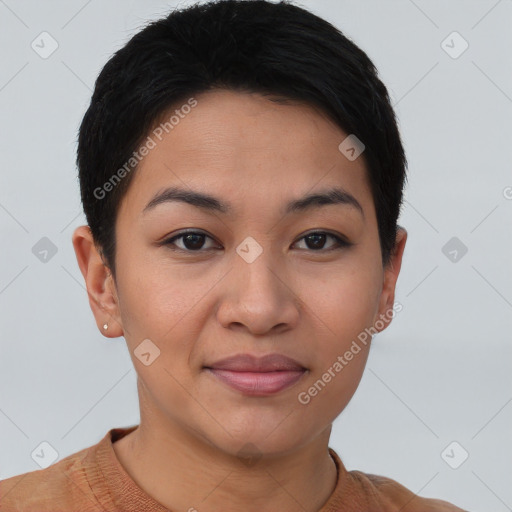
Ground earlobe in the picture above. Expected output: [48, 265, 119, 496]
[71, 225, 123, 338]
[375, 227, 407, 333]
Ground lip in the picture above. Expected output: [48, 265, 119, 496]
[204, 353, 307, 396]
[205, 353, 306, 372]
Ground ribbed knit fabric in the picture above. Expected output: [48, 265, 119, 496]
[0, 425, 467, 511]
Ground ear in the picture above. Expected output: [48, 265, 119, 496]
[374, 226, 407, 333]
[72, 225, 124, 338]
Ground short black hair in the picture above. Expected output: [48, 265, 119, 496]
[77, 0, 407, 280]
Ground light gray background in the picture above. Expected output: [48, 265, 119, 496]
[1, 1, 511, 510]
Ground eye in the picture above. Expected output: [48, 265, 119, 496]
[161, 230, 351, 253]
[162, 230, 220, 252]
[293, 231, 351, 251]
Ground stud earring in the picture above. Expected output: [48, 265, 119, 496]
[103, 323, 108, 330]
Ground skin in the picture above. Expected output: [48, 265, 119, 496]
[72, 89, 407, 512]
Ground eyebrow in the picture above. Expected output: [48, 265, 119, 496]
[142, 185, 364, 218]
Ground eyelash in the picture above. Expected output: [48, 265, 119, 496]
[161, 230, 351, 253]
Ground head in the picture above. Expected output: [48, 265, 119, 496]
[73, 0, 407, 458]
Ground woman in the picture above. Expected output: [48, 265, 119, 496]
[0, 1, 466, 510]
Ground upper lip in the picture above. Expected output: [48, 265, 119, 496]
[205, 353, 306, 372]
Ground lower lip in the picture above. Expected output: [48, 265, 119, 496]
[205, 368, 306, 395]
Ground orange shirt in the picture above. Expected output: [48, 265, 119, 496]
[0, 425, 467, 511]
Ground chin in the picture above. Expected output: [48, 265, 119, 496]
[199, 414, 318, 459]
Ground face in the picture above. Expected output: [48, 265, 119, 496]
[74, 89, 406, 457]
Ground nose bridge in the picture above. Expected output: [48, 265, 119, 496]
[234, 235, 283, 301]
[216, 235, 300, 333]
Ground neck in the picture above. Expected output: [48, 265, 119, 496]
[113, 403, 338, 512]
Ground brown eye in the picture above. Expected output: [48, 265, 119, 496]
[161, 230, 350, 254]
[294, 231, 350, 251]
[163, 231, 220, 252]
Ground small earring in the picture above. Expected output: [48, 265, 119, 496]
[103, 323, 108, 330]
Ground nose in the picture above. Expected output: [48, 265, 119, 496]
[216, 244, 301, 336]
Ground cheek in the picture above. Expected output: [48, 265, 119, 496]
[114, 268, 207, 417]
[295, 347, 370, 427]
[296, 262, 381, 412]
[309, 283, 375, 391]
[115, 251, 206, 341]
[305, 260, 382, 340]
[296, 286, 376, 420]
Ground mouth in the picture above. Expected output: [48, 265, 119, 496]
[203, 353, 308, 396]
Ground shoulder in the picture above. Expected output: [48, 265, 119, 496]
[0, 443, 100, 512]
[349, 470, 468, 512]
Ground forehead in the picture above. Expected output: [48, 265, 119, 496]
[119, 89, 374, 220]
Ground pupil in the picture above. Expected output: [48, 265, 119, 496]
[307, 233, 325, 250]
[184, 233, 204, 250]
